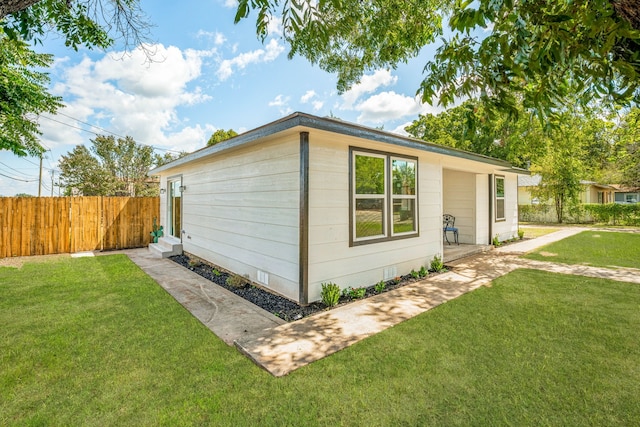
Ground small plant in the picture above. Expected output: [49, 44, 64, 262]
[226, 274, 246, 288]
[492, 235, 502, 247]
[341, 286, 367, 299]
[410, 269, 419, 279]
[518, 229, 525, 240]
[212, 268, 221, 277]
[418, 266, 428, 278]
[150, 217, 163, 243]
[374, 280, 386, 293]
[321, 282, 341, 307]
[394, 276, 402, 284]
[188, 259, 201, 268]
[430, 255, 445, 273]
[351, 287, 366, 299]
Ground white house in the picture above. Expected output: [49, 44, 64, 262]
[150, 112, 524, 304]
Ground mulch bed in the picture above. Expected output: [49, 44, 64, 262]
[170, 253, 449, 322]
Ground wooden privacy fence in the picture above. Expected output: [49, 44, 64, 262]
[0, 197, 160, 258]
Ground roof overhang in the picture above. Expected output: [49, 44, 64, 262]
[150, 112, 528, 175]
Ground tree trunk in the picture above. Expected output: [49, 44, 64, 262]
[0, 0, 42, 20]
[611, 0, 640, 29]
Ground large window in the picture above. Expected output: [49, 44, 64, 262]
[351, 148, 418, 245]
[495, 175, 505, 221]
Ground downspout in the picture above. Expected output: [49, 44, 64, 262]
[299, 132, 310, 305]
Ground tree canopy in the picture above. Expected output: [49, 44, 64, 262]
[0, 32, 61, 156]
[236, 0, 640, 119]
[207, 129, 238, 146]
[59, 135, 159, 196]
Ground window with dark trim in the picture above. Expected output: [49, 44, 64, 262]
[350, 148, 418, 245]
[495, 175, 505, 221]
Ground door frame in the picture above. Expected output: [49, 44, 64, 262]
[167, 175, 183, 241]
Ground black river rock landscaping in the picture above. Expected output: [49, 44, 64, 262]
[170, 253, 449, 322]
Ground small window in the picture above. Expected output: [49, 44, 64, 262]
[351, 149, 418, 245]
[495, 175, 505, 221]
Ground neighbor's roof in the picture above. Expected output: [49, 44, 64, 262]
[519, 174, 619, 189]
[151, 112, 529, 175]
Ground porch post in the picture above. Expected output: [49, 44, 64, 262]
[299, 132, 310, 305]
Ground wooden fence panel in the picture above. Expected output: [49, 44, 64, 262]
[70, 197, 102, 252]
[0, 196, 159, 257]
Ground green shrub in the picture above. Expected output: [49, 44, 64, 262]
[410, 269, 419, 279]
[321, 282, 341, 307]
[430, 255, 445, 272]
[418, 266, 428, 278]
[226, 274, 246, 288]
[492, 235, 502, 246]
[374, 280, 386, 293]
[518, 229, 525, 240]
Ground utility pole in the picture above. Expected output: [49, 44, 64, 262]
[50, 170, 55, 197]
[38, 155, 43, 197]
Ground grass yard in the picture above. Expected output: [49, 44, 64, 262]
[2, 256, 640, 425]
[525, 230, 640, 269]
[519, 225, 562, 238]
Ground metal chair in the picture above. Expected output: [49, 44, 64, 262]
[443, 214, 459, 245]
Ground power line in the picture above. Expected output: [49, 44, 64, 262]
[39, 113, 184, 154]
[0, 171, 39, 182]
[0, 161, 38, 179]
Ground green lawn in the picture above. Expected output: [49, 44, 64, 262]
[524, 230, 640, 269]
[2, 256, 640, 425]
[519, 225, 562, 238]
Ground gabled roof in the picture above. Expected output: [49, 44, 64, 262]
[151, 112, 528, 175]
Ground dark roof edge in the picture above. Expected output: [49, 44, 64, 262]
[150, 112, 524, 174]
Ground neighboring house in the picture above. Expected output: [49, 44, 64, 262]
[150, 112, 524, 305]
[518, 175, 617, 205]
[610, 184, 640, 204]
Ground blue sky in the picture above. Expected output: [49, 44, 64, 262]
[0, 0, 447, 196]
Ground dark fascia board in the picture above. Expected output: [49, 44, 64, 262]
[150, 112, 526, 175]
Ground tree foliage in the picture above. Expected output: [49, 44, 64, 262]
[0, 31, 62, 156]
[59, 135, 159, 196]
[236, 0, 640, 119]
[1, 0, 150, 52]
[614, 107, 640, 188]
[207, 129, 238, 146]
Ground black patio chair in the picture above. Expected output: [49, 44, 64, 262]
[443, 214, 459, 245]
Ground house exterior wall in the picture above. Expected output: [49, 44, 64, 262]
[306, 132, 443, 303]
[492, 174, 519, 241]
[158, 137, 301, 301]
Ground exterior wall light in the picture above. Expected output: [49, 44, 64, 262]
[179, 185, 186, 192]
[159, 188, 166, 194]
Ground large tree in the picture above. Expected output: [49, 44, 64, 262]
[59, 135, 159, 196]
[236, 0, 640, 119]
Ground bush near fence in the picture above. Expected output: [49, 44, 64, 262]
[519, 203, 640, 226]
[0, 197, 159, 258]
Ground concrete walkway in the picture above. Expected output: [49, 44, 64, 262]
[124, 227, 640, 377]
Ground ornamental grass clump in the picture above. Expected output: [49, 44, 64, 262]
[321, 282, 341, 307]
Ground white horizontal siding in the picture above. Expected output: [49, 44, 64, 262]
[306, 135, 443, 303]
[159, 137, 301, 301]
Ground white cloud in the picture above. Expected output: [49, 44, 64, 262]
[223, 0, 237, 8]
[41, 43, 216, 152]
[300, 90, 317, 103]
[354, 91, 441, 124]
[340, 69, 397, 109]
[216, 38, 284, 81]
[196, 30, 226, 45]
[268, 95, 292, 116]
[312, 100, 324, 111]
